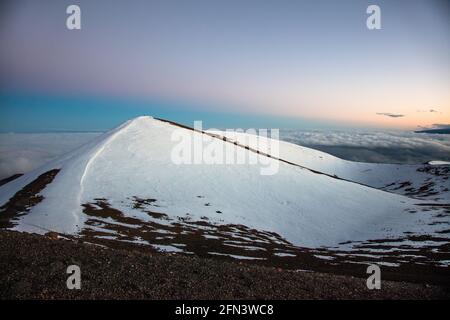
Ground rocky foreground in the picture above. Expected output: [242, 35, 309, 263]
[0, 230, 448, 300]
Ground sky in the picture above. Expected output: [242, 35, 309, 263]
[0, 0, 449, 131]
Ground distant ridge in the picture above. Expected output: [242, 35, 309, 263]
[414, 128, 450, 134]
[0, 174, 23, 187]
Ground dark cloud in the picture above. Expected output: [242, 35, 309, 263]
[431, 124, 450, 129]
[415, 124, 450, 134]
[417, 109, 439, 113]
[376, 112, 405, 118]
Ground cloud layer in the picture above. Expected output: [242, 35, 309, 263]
[0, 133, 101, 179]
[281, 129, 450, 164]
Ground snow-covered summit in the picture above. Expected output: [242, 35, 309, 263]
[0, 116, 448, 251]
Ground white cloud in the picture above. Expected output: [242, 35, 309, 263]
[280, 129, 450, 164]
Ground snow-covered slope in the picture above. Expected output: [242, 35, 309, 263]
[0, 116, 448, 253]
[209, 130, 450, 201]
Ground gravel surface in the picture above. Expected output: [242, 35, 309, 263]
[0, 230, 448, 300]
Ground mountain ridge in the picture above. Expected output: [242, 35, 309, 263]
[0, 116, 449, 269]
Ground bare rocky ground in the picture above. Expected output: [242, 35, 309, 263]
[0, 230, 448, 300]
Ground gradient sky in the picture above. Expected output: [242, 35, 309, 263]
[0, 0, 449, 131]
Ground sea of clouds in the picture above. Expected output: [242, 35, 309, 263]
[0, 133, 101, 179]
[280, 130, 450, 164]
[0, 130, 449, 179]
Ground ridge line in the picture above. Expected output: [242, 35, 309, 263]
[154, 117, 430, 203]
